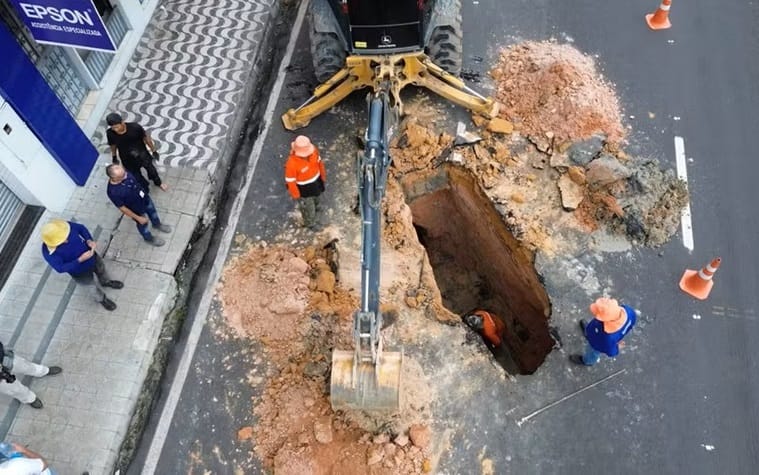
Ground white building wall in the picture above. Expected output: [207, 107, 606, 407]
[0, 100, 75, 211]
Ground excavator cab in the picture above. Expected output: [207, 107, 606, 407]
[309, 0, 464, 82]
[345, 0, 424, 54]
[284, 0, 492, 131]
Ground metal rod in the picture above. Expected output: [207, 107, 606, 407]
[516, 368, 627, 427]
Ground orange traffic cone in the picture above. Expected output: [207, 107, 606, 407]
[646, 0, 672, 30]
[679, 257, 721, 300]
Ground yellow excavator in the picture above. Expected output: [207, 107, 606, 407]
[282, 0, 495, 412]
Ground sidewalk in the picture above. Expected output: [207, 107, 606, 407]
[0, 0, 279, 473]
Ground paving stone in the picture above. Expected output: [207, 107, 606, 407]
[0, 315, 20, 329]
[8, 416, 36, 437]
[51, 463, 77, 475]
[108, 395, 132, 416]
[26, 310, 56, 328]
[86, 448, 116, 471]
[63, 373, 97, 394]
[4, 284, 38, 302]
[32, 294, 64, 313]
[0, 304, 24, 321]
[90, 410, 126, 433]
[24, 406, 53, 424]
[58, 389, 86, 410]
[42, 435, 77, 464]
[12, 339, 40, 357]
[0, 330, 12, 344]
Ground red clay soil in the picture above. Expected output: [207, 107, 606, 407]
[492, 40, 626, 145]
[219, 244, 434, 474]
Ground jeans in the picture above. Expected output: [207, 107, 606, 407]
[70, 253, 111, 303]
[0, 354, 49, 404]
[136, 195, 163, 241]
[582, 342, 602, 366]
[298, 195, 320, 228]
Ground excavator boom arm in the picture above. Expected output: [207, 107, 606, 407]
[355, 90, 395, 360]
[330, 90, 403, 412]
[323, 52, 495, 412]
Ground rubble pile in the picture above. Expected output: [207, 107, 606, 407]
[385, 42, 687, 253]
[492, 40, 626, 145]
[219, 244, 435, 474]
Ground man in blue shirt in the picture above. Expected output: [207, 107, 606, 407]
[41, 219, 123, 311]
[106, 164, 171, 246]
[570, 297, 638, 366]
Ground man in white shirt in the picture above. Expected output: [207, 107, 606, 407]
[0, 443, 52, 474]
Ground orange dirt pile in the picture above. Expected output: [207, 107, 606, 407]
[390, 120, 453, 175]
[492, 41, 626, 145]
[219, 244, 434, 474]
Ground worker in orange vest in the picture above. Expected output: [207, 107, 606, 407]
[464, 309, 507, 349]
[285, 135, 326, 230]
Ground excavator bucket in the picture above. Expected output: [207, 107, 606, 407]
[330, 349, 403, 411]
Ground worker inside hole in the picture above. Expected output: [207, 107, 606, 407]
[463, 309, 507, 351]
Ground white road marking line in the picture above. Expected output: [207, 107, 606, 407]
[516, 369, 627, 426]
[142, 1, 311, 472]
[674, 136, 694, 252]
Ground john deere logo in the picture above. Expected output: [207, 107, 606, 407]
[380, 34, 392, 45]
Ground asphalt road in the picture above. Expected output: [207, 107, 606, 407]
[130, 0, 759, 473]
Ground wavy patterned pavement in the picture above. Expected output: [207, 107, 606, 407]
[96, 0, 272, 172]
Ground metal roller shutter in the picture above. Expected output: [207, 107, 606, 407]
[0, 179, 22, 244]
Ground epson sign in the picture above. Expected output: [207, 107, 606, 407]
[9, 0, 116, 52]
[18, 3, 95, 26]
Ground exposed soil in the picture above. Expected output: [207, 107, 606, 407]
[214, 40, 689, 474]
[492, 40, 626, 145]
[220, 244, 435, 474]
[402, 167, 553, 374]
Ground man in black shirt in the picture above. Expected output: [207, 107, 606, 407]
[106, 112, 168, 191]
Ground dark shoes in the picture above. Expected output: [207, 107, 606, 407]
[569, 354, 586, 365]
[104, 280, 123, 289]
[145, 236, 165, 247]
[101, 297, 117, 311]
[30, 398, 43, 409]
[154, 223, 172, 233]
[47, 366, 62, 376]
[45, 366, 63, 376]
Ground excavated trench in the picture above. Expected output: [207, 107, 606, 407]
[401, 166, 553, 374]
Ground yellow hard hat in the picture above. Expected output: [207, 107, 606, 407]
[41, 219, 70, 248]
